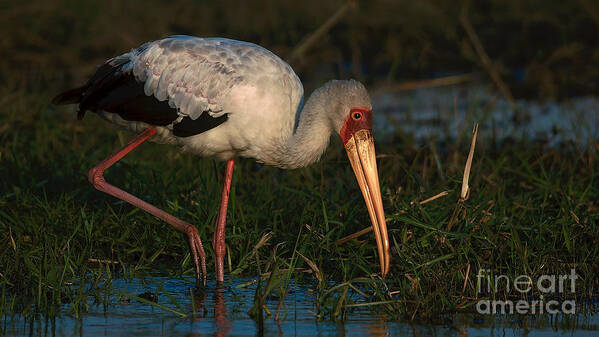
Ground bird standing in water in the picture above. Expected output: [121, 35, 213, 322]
[53, 35, 390, 285]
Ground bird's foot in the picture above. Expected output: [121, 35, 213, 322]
[185, 225, 207, 287]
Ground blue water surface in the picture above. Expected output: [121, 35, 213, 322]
[3, 276, 598, 336]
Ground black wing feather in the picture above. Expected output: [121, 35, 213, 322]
[79, 70, 178, 125]
[173, 114, 228, 137]
[52, 58, 228, 136]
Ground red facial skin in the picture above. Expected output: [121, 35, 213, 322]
[339, 107, 373, 144]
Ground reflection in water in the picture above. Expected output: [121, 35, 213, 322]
[365, 315, 390, 337]
[188, 287, 231, 337]
[2, 276, 599, 336]
[191, 287, 207, 318]
[213, 287, 231, 337]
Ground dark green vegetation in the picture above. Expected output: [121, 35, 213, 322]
[1, 0, 598, 325]
[1, 79, 598, 321]
[4, 0, 599, 98]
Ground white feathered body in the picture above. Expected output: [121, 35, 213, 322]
[100, 36, 304, 163]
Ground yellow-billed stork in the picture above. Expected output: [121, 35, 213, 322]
[53, 35, 390, 285]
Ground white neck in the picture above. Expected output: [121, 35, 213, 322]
[267, 86, 338, 169]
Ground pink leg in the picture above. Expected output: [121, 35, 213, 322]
[213, 159, 235, 284]
[88, 126, 207, 285]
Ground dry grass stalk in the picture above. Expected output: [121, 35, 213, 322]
[404, 274, 419, 292]
[461, 263, 471, 296]
[377, 74, 473, 92]
[304, 224, 324, 240]
[337, 190, 451, 244]
[88, 258, 119, 264]
[296, 251, 323, 282]
[287, 1, 356, 65]
[261, 268, 312, 278]
[9, 228, 16, 252]
[447, 123, 479, 231]
[254, 231, 273, 251]
[460, 8, 517, 111]
[460, 123, 479, 201]
[481, 174, 497, 187]
[335, 226, 372, 246]
[419, 190, 450, 205]
[570, 210, 580, 225]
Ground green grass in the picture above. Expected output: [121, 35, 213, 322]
[1, 78, 598, 323]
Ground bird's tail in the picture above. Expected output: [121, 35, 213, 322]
[51, 86, 86, 105]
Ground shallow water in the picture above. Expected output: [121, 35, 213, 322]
[372, 85, 599, 147]
[3, 277, 599, 336]
[3, 87, 599, 337]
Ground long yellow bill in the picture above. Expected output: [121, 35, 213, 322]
[344, 129, 390, 276]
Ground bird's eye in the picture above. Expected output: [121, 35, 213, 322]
[353, 112, 362, 120]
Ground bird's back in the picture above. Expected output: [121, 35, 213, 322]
[53, 36, 304, 160]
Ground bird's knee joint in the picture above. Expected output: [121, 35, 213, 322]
[88, 167, 105, 188]
[185, 225, 199, 237]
